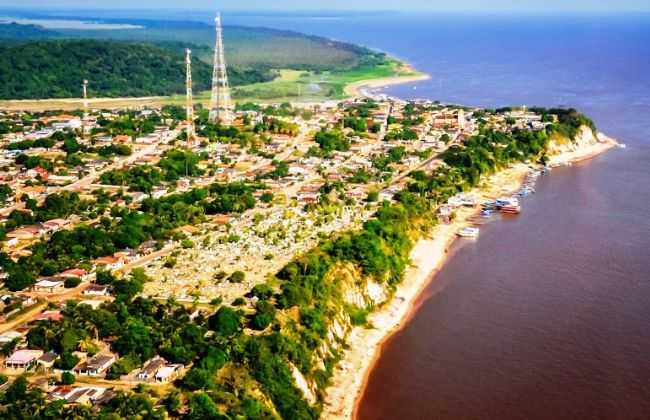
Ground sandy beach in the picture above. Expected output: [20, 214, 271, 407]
[344, 64, 431, 98]
[321, 135, 618, 420]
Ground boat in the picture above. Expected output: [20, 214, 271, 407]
[481, 210, 493, 218]
[457, 227, 480, 238]
[500, 204, 521, 214]
[495, 197, 520, 209]
[482, 201, 497, 210]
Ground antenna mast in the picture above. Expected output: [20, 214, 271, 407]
[82, 80, 89, 110]
[209, 13, 233, 125]
[185, 48, 195, 145]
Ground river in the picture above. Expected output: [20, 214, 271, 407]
[222, 12, 650, 420]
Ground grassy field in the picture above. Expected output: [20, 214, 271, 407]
[55, 23, 366, 70]
[165, 59, 419, 105]
[0, 61, 424, 111]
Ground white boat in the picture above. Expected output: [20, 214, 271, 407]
[496, 197, 520, 208]
[481, 210, 493, 218]
[457, 227, 480, 238]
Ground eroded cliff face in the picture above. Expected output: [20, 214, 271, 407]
[547, 125, 616, 158]
[291, 263, 392, 409]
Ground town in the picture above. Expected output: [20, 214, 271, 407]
[0, 76, 586, 419]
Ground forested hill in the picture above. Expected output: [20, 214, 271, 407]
[0, 40, 273, 100]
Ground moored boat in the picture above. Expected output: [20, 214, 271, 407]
[500, 204, 521, 214]
[481, 209, 493, 218]
[457, 227, 480, 238]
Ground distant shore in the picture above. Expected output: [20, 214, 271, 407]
[321, 133, 618, 420]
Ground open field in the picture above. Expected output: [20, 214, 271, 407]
[0, 60, 427, 111]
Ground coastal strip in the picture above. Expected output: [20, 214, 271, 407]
[322, 132, 618, 420]
[344, 64, 431, 98]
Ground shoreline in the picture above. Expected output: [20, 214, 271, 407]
[321, 135, 618, 420]
[343, 64, 431, 98]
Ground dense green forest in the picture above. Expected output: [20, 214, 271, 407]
[0, 40, 274, 99]
[0, 23, 60, 40]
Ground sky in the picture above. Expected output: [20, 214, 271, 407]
[1, 0, 649, 12]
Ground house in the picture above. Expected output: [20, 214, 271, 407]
[50, 385, 112, 406]
[150, 188, 168, 199]
[92, 255, 124, 271]
[42, 219, 70, 233]
[83, 284, 112, 297]
[113, 135, 131, 144]
[33, 278, 65, 293]
[37, 351, 58, 370]
[6, 226, 42, 241]
[5, 349, 43, 370]
[0, 330, 23, 345]
[137, 357, 166, 381]
[155, 364, 184, 383]
[60, 268, 89, 280]
[74, 354, 115, 376]
[36, 310, 63, 322]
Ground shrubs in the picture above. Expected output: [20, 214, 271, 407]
[63, 277, 82, 288]
[208, 307, 241, 337]
[228, 271, 245, 283]
[60, 371, 75, 385]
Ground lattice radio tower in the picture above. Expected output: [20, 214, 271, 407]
[208, 13, 233, 125]
[185, 48, 195, 144]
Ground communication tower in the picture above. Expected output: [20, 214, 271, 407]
[208, 13, 233, 125]
[185, 49, 195, 144]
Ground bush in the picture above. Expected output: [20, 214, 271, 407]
[61, 371, 75, 385]
[251, 284, 273, 301]
[228, 271, 245, 283]
[95, 270, 116, 285]
[208, 307, 241, 337]
[63, 277, 82, 288]
[54, 352, 80, 371]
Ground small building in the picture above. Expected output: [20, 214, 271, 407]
[137, 357, 166, 381]
[0, 330, 23, 345]
[42, 219, 70, 233]
[5, 349, 43, 370]
[155, 364, 184, 383]
[74, 354, 115, 376]
[33, 278, 65, 293]
[35, 310, 63, 322]
[83, 284, 112, 297]
[60, 268, 89, 280]
[37, 351, 58, 370]
[92, 256, 124, 271]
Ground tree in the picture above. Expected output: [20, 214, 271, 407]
[61, 371, 75, 385]
[64, 277, 82, 288]
[208, 307, 241, 336]
[260, 192, 274, 203]
[366, 191, 379, 202]
[5, 268, 35, 292]
[54, 352, 80, 371]
[183, 368, 215, 391]
[187, 393, 225, 420]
